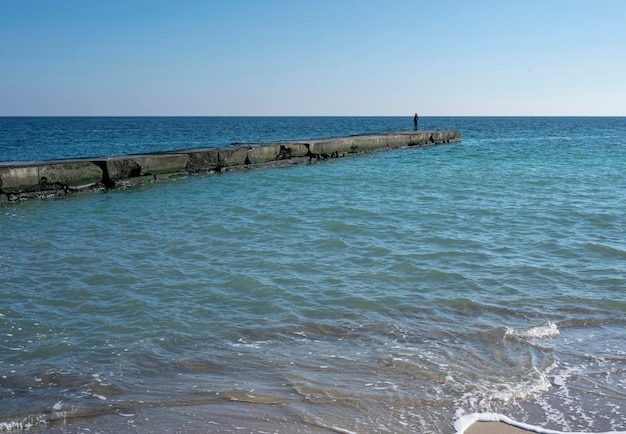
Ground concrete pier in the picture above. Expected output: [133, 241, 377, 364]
[0, 130, 460, 203]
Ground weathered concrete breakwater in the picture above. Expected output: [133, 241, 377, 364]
[0, 130, 460, 203]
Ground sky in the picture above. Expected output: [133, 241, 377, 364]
[1, 0, 625, 116]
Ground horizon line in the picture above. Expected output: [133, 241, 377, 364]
[1, 114, 624, 118]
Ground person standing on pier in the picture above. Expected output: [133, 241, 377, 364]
[413, 113, 419, 130]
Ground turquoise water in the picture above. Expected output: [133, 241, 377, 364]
[1, 117, 625, 433]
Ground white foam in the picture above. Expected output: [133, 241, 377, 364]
[454, 412, 626, 434]
[230, 338, 270, 349]
[0, 414, 49, 432]
[0, 422, 25, 432]
[505, 322, 560, 340]
[458, 366, 552, 411]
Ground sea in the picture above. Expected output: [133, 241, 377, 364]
[1, 116, 625, 433]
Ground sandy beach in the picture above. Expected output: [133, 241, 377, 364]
[465, 421, 539, 434]
[460, 416, 626, 434]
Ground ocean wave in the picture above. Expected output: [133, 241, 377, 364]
[0, 421, 30, 432]
[0, 402, 141, 433]
[0, 410, 68, 432]
[505, 322, 560, 340]
[455, 365, 553, 412]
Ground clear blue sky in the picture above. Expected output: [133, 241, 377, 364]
[1, 0, 624, 116]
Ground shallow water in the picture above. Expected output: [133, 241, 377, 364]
[1, 117, 626, 433]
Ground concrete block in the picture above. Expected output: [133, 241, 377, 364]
[39, 161, 103, 190]
[185, 149, 220, 172]
[101, 158, 141, 180]
[218, 147, 248, 167]
[352, 137, 386, 151]
[247, 145, 281, 164]
[281, 143, 309, 158]
[308, 139, 354, 155]
[430, 132, 444, 142]
[384, 136, 404, 149]
[133, 154, 189, 175]
[404, 133, 429, 146]
[0, 165, 41, 193]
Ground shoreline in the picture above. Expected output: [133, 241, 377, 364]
[457, 413, 626, 434]
[0, 130, 460, 203]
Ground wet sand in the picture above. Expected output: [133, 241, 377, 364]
[461, 417, 626, 434]
[465, 421, 538, 434]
